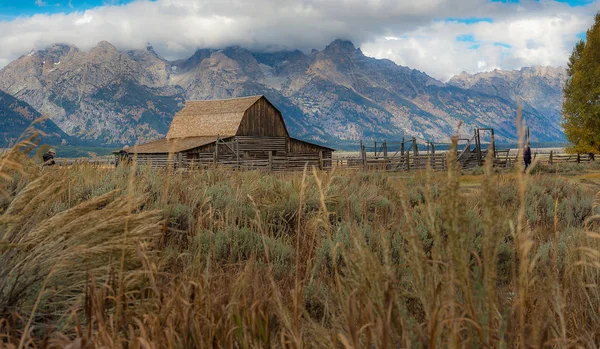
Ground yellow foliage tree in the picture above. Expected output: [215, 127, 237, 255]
[563, 12, 600, 153]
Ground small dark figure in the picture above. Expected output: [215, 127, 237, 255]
[42, 148, 56, 166]
[589, 152, 595, 161]
[115, 145, 131, 167]
[523, 143, 532, 171]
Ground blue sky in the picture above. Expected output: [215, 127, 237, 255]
[0, 0, 138, 19]
[0, 0, 597, 80]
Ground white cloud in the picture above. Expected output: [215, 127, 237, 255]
[73, 13, 93, 25]
[35, 0, 47, 7]
[362, 1, 598, 80]
[0, 0, 598, 80]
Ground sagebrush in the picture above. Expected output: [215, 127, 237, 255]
[1, 151, 600, 347]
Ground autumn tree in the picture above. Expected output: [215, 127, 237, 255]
[562, 12, 600, 153]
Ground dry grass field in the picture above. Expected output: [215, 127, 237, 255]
[2, 143, 600, 348]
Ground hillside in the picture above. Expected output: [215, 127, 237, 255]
[0, 42, 185, 146]
[0, 89, 74, 147]
[448, 66, 567, 127]
[0, 40, 566, 146]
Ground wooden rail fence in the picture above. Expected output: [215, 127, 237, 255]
[46, 151, 597, 173]
[334, 144, 597, 172]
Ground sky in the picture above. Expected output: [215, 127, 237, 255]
[0, 0, 597, 81]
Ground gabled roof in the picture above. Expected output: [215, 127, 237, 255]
[166, 95, 263, 139]
[131, 136, 227, 154]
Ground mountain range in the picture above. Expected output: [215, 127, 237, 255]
[0, 39, 567, 148]
[0, 89, 74, 147]
[448, 66, 567, 130]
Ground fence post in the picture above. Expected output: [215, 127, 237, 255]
[443, 153, 447, 171]
[318, 150, 323, 171]
[359, 141, 365, 171]
[549, 150, 553, 164]
[401, 137, 405, 156]
[412, 137, 418, 156]
[406, 151, 410, 172]
[364, 144, 368, 171]
[383, 140, 388, 159]
[268, 151, 273, 172]
[577, 153, 581, 164]
[236, 138, 240, 169]
[214, 136, 219, 166]
[383, 140, 389, 171]
[475, 129, 482, 166]
[490, 130, 496, 158]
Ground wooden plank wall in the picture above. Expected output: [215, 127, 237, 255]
[184, 152, 331, 171]
[237, 98, 288, 137]
[135, 153, 180, 169]
[181, 136, 332, 171]
[184, 154, 330, 171]
[288, 138, 329, 153]
[236, 136, 287, 153]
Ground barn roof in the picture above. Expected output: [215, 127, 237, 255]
[131, 136, 227, 154]
[166, 95, 264, 139]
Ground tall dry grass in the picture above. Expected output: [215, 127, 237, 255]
[1, 137, 600, 347]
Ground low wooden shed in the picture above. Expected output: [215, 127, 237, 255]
[131, 95, 334, 170]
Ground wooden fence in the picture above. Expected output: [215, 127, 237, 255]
[334, 153, 447, 171]
[493, 150, 594, 168]
[333, 150, 596, 172]
[50, 149, 596, 173]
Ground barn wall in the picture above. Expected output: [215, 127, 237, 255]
[288, 138, 331, 154]
[236, 97, 288, 137]
[134, 153, 180, 168]
[236, 136, 287, 154]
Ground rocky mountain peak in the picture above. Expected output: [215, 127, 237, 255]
[454, 71, 471, 79]
[46, 43, 74, 55]
[145, 42, 156, 54]
[222, 45, 256, 63]
[519, 66, 567, 78]
[323, 39, 358, 55]
[176, 48, 213, 72]
[90, 40, 119, 56]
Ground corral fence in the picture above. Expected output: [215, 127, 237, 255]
[335, 128, 596, 172]
[494, 150, 595, 167]
[335, 128, 494, 172]
[53, 148, 594, 173]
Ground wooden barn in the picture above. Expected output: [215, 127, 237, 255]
[131, 95, 334, 170]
